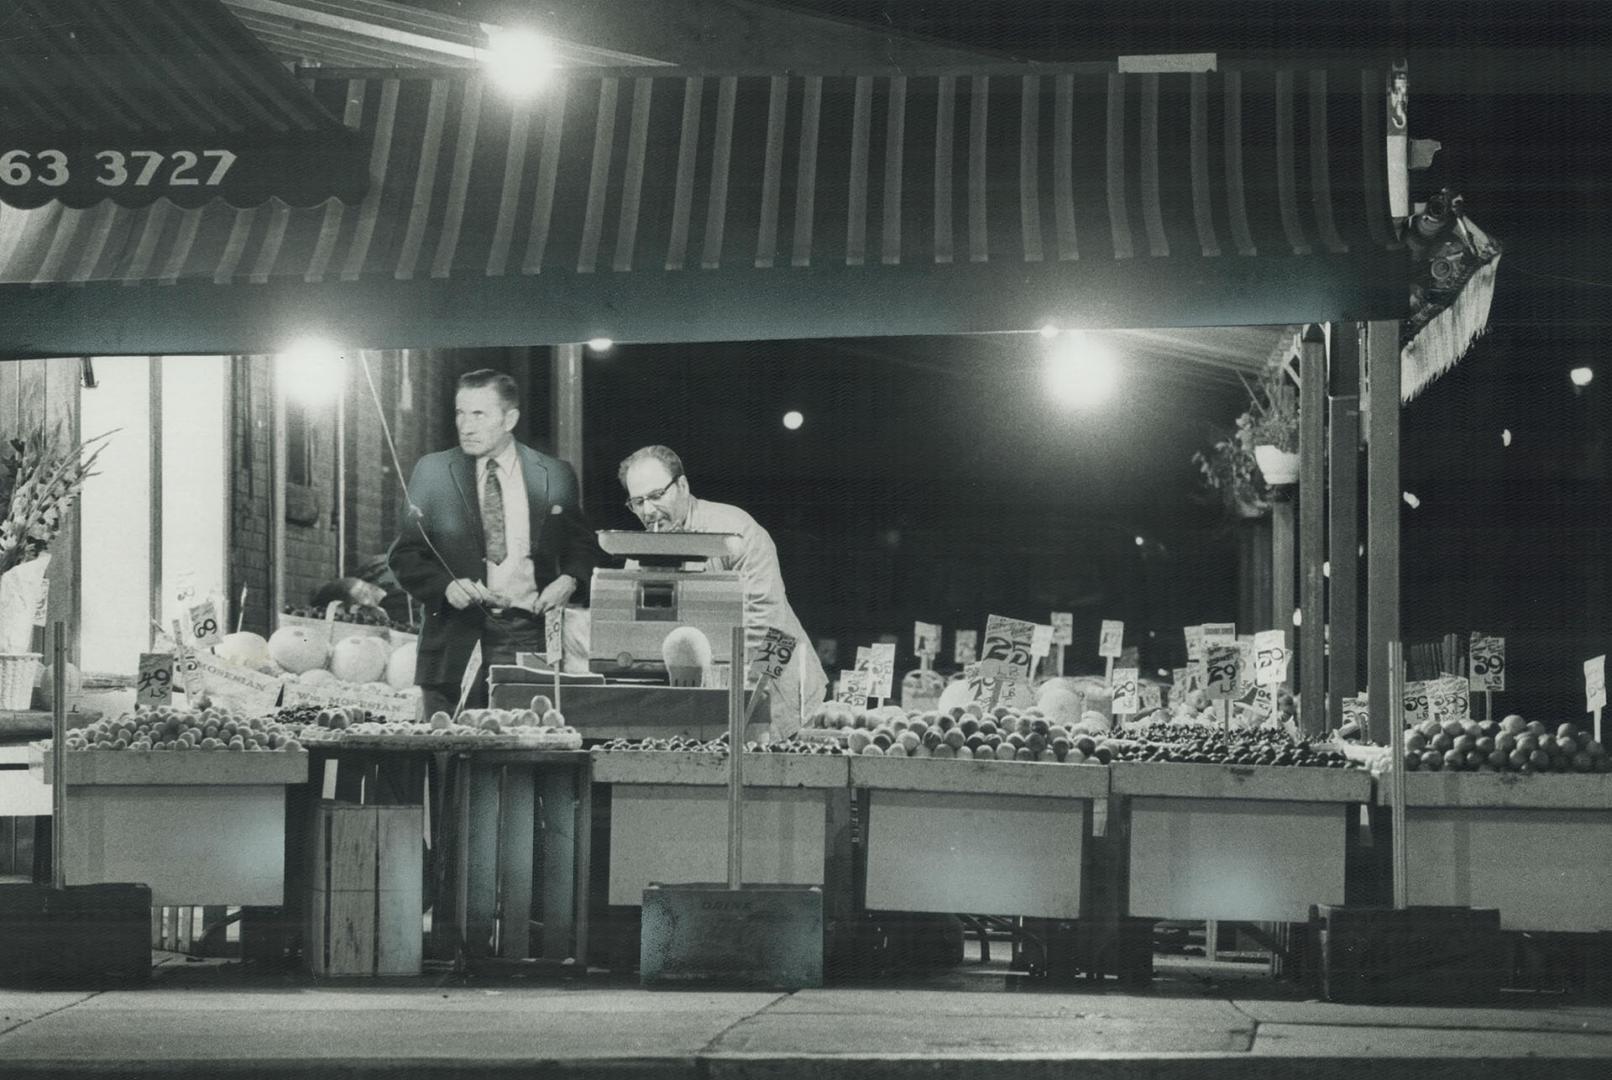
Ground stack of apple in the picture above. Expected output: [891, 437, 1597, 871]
[594, 733, 844, 755]
[58, 705, 303, 752]
[1402, 714, 1610, 773]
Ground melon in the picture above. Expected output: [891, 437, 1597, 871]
[1036, 684, 1083, 727]
[37, 661, 83, 710]
[936, 678, 974, 715]
[385, 641, 417, 690]
[215, 631, 271, 670]
[268, 627, 328, 674]
[299, 668, 337, 686]
[330, 635, 388, 684]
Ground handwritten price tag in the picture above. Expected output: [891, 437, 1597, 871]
[1183, 624, 1204, 662]
[1341, 694, 1369, 732]
[960, 663, 1037, 709]
[836, 669, 869, 705]
[1586, 655, 1606, 713]
[1051, 612, 1073, 646]
[1430, 675, 1470, 721]
[1402, 681, 1429, 725]
[855, 643, 897, 699]
[1469, 634, 1506, 691]
[1253, 629, 1289, 686]
[1030, 624, 1054, 659]
[1140, 681, 1162, 712]
[1204, 644, 1240, 699]
[188, 599, 222, 647]
[136, 652, 174, 707]
[1235, 636, 1257, 692]
[981, 615, 1036, 680]
[913, 621, 942, 658]
[953, 630, 978, 665]
[1111, 667, 1140, 713]
[544, 608, 565, 665]
[1098, 619, 1124, 659]
[750, 627, 797, 683]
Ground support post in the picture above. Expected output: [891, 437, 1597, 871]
[1365, 320, 1400, 744]
[271, 357, 288, 634]
[1327, 324, 1362, 728]
[1271, 494, 1294, 642]
[1298, 326, 1327, 733]
[551, 344, 584, 494]
[148, 359, 164, 644]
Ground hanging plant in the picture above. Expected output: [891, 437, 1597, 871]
[1192, 366, 1300, 514]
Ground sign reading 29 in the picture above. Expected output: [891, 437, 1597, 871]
[1, 148, 239, 188]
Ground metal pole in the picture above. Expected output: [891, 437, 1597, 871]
[1388, 640, 1409, 910]
[51, 621, 67, 890]
[271, 358, 288, 630]
[727, 625, 745, 891]
[336, 362, 347, 577]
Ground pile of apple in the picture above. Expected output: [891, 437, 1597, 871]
[1115, 720, 1354, 768]
[595, 733, 844, 755]
[59, 706, 302, 752]
[1403, 714, 1610, 773]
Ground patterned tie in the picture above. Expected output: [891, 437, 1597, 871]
[482, 464, 507, 565]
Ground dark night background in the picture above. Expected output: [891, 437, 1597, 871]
[504, 1, 1612, 713]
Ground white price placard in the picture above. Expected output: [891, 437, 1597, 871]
[136, 652, 174, 708]
[544, 609, 564, 665]
[1586, 655, 1606, 712]
[1235, 636, 1256, 691]
[1140, 681, 1162, 712]
[1183, 625, 1204, 662]
[1098, 619, 1125, 659]
[1201, 622, 1237, 646]
[953, 630, 978, 665]
[1111, 667, 1140, 714]
[1468, 633, 1506, 691]
[836, 669, 869, 705]
[913, 621, 942, 658]
[1429, 674, 1470, 721]
[750, 628, 798, 684]
[1253, 629, 1289, 686]
[855, 643, 897, 699]
[188, 599, 223, 648]
[1341, 694, 1369, 732]
[980, 615, 1036, 680]
[1050, 612, 1074, 646]
[1203, 644, 1239, 699]
[1402, 680, 1428, 725]
[1030, 623, 1054, 659]
[959, 663, 1038, 709]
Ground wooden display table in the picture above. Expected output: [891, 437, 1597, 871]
[851, 757, 1107, 919]
[1113, 762, 1371, 923]
[33, 749, 308, 906]
[1377, 771, 1612, 932]
[592, 751, 848, 906]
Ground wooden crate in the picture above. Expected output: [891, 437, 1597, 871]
[305, 801, 422, 976]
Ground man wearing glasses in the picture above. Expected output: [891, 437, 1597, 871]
[618, 445, 828, 736]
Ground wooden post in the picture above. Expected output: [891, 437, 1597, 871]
[271, 357, 288, 635]
[1327, 323, 1362, 731]
[1298, 326, 1327, 734]
[149, 360, 164, 644]
[1271, 493, 1295, 643]
[551, 344, 584, 494]
[1365, 320, 1401, 744]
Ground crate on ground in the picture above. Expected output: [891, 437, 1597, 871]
[1316, 904, 1502, 1004]
[305, 800, 422, 976]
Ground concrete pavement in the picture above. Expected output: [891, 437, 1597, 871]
[1, 957, 1609, 1079]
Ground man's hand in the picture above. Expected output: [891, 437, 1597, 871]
[533, 574, 577, 615]
[444, 578, 494, 610]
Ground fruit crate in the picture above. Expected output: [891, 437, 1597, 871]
[1315, 904, 1502, 1003]
[304, 801, 423, 976]
[32, 748, 309, 906]
[1113, 762, 1371, 922]
[851, 756, 1107, 920]
[592, 751, 850, 907]
[1373, 771, 1612, 932]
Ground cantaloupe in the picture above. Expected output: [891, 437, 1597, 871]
[299, 668, 337, 686]
[268, 627, 328, 674]
[330, 635, 388, 684]
[385, 641, 417, 690]
[215, 632, 271, 670]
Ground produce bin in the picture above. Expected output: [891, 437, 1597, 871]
[34, 749, 308, 906]
[592, 751, 848, 905]
[852, 757, 1107, 919]
[1113, 762, 1371, 922]
[1376, 771, 1612, 932]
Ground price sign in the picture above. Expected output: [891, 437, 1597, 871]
[750, 628, 798, 683]
[1171, 667, 1188, 691]
[1402, 681, 1429, 725]
[1235, 636, 1257, 691]
[544, 608, 564, 665]
[1098, 619, 1125, 659]
[188, 599, 222, 647]
[1586, 655, 1606, 712]
[1430, 675, 1470, 721]
[960, 663, 1037, 709]
[1050, 612, 1074, 646]
[1030, 624, 1054, 659]
[1341, 694, 1369, 732]
[1469, 634, 1506, 691]
[1253, 629, 1289, 686]
[913, 621, 943, 658]
[1183, 625, 1204, 662]
[1201, 622, 1237, 646]
[1111, 667, 1140, 714]
[1140, 682, 1162, 712]
[954, 630, 978, 665]
[855, 643, 897, 699]
[835, 669, 869, 705]
[1204, 644, 1240, 699]
[136, 652, 174, 707]
[980, 615, 1036, 680]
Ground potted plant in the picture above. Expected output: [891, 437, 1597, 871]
[1247, 375, 1300, 487]
[1192, 419, 1269, 519]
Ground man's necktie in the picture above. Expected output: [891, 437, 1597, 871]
[482, 465, 508, 565]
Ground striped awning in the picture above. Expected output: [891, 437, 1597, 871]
[0, 65, 1406, 354]
[0, 0, 367, 211]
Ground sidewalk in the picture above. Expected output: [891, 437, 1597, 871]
[2, 956, 1609, 1079]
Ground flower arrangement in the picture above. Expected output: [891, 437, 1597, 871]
[0, 426, 113, 577]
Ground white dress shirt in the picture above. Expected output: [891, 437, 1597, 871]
[477, 443, 539, 613]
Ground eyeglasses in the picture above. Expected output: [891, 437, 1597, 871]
[625, 477, 679, 512]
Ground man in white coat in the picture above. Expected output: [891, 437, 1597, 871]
[617, 445, 828, 736]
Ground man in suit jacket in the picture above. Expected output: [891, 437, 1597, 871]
[389, 369, 599, 716]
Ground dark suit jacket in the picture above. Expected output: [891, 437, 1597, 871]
[387, 444, 598, 687]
